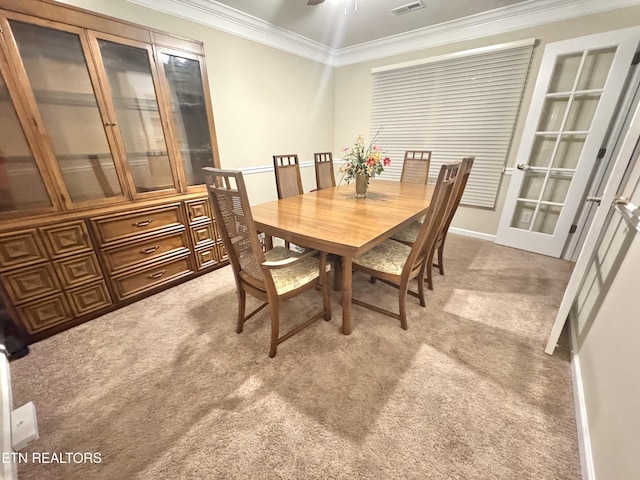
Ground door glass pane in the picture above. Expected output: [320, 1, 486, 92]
[511, 201, 537, 230]
[538, 97, 568, 131]
[0, 69, 51, 212]
[577, 47, 616, 90]
[161, 53, 213, 186]
[532, 204, 561, 234]
[552, 135, 585, 169]
[541, 173, 572, 203]
[99, 40, 174, 193]
[548, 53, 581, 93]
[10, 21, 122, 204]
[519, 171, 545, 201]
[529, 135, 557, 167]
[565, 94, 600, 131]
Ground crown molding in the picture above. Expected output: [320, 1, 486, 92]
[126, 0, 335, 64]
[127, 0, 640, 67]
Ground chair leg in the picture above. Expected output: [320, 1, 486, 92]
[319, 257, 332, 321]
[237, 288, 246, 333]
[437, 241, 445, 275]
[398, 286, 409, 330]
[269, 301, 280, 358]
[417, 271, 426, 307]
[424, 246, 435, 291]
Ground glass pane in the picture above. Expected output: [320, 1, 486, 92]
[0, 69, 51, 212]
[511, 201, 537, 230]
[552, 135, 586, 169]
[99, 40, 174, 193]
[519, 171, 545, 201]
[565, 94, 600, 131]
[529, 135, 557, 167]
[538, 97, 568, 131]
[532, 204, 562, 234]
[548, 53, 581, 93]
[10, 21, 122, 204]
[541, 173, 572, 203]
[161, 53, 213, 186]
[577, 47, 616, 90]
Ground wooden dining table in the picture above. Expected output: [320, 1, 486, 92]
[251, 179, 434, 335]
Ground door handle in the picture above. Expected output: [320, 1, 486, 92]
[516, 163, 529, 171]
[586, 196, 602, 204]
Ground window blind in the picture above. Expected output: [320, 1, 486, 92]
[370, 40, 535, 208]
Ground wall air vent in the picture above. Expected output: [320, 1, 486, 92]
[391, 0, 426, 16]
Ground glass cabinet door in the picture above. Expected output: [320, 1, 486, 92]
[96, 38, 178, 195]
[8, 20, 126, 207]
[159, 50, 215, 186]
[0, 59, 52, 214]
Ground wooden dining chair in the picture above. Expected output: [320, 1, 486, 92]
[203, 167, 331, 358]
[313, 152, 336, 190]
[273, 154, 304, 199]
[350, 161, 460, 329]
[400, 150, 432, 184]
[392, 157, 474, 290]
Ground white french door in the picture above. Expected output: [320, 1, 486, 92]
[496, 27, 640, 257]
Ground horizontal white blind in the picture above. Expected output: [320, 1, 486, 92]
[370, 41, 534, 208]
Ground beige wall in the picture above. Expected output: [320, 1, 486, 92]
[335, 5, 640, 235]
[57, 0, 335, 205]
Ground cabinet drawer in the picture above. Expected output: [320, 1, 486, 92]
[17, 293, 73, 334]
[92, 204, 183, 245]
[1, 263, 61, 305]
[194, 244, 218, 270]
[66, 281, 112, 317]
[111, 254, 192, 301]
[216, 241, 228, 262]
[102, 229, 189, 274]
[190, 222, 216, 248]
[54, 252, 103, 289]
[185, 198, 212, 224]
[0, 229, 48, 271]
[40, 220, 92, 258]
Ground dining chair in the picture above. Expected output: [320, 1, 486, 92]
[203, 167, 331, 358]
[392, 157, 474, 290]
[313, 152, 336, 190]
[350, 161, 460, 329]
[273, 154, 304, 199]
[400, 150, 432, 184]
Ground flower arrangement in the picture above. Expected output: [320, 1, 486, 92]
[339, 134, 391, 185]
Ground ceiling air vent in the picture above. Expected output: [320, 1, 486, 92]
[391, 0, 426, 16]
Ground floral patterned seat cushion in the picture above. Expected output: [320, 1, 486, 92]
[391, 220, 421, 244]
[353, 239, 412, 276]
[264, 246, 330, 295]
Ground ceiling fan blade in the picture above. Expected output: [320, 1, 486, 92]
[307, 0, 325, 5]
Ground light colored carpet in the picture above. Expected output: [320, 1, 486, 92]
[11, 235, 580, 479]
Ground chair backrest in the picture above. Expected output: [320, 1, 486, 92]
[439, 157, 474, 239]
[273, 154, 304, 199]
[403, 161, 460, 276]
[400, 150, 432, 184]
[203, 168, 267, 285]
[314, 152, 335, 190]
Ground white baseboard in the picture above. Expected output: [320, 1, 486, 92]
[569, 312, 596, 480]
[448, 227, 496, 242]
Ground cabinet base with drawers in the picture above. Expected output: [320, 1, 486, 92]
[0, 193, 227, 343]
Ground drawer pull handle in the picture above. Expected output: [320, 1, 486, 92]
[148, 270, 166, 279]
[140, 246, 160, 254]
[132, 219, 154, 227]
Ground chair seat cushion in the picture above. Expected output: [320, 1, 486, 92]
[391, 220, 421, 244]
[353, 239, 412, 276]
[265, 246, 329, 295]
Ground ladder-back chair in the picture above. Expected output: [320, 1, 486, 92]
[313, 152, 336, 190]
[400, 150, 432, 184]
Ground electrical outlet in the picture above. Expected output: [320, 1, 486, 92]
[521, 210, 533, 224]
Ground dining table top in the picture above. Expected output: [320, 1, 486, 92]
[251, 179, 434, 257]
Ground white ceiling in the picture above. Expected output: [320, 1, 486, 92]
[211, 0, 528, 49]
[127, 0, 640, 66]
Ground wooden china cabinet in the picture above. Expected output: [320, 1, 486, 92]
[0, 0, 227, 341]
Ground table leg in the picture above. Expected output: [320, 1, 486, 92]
[341, 255, 352, 335]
